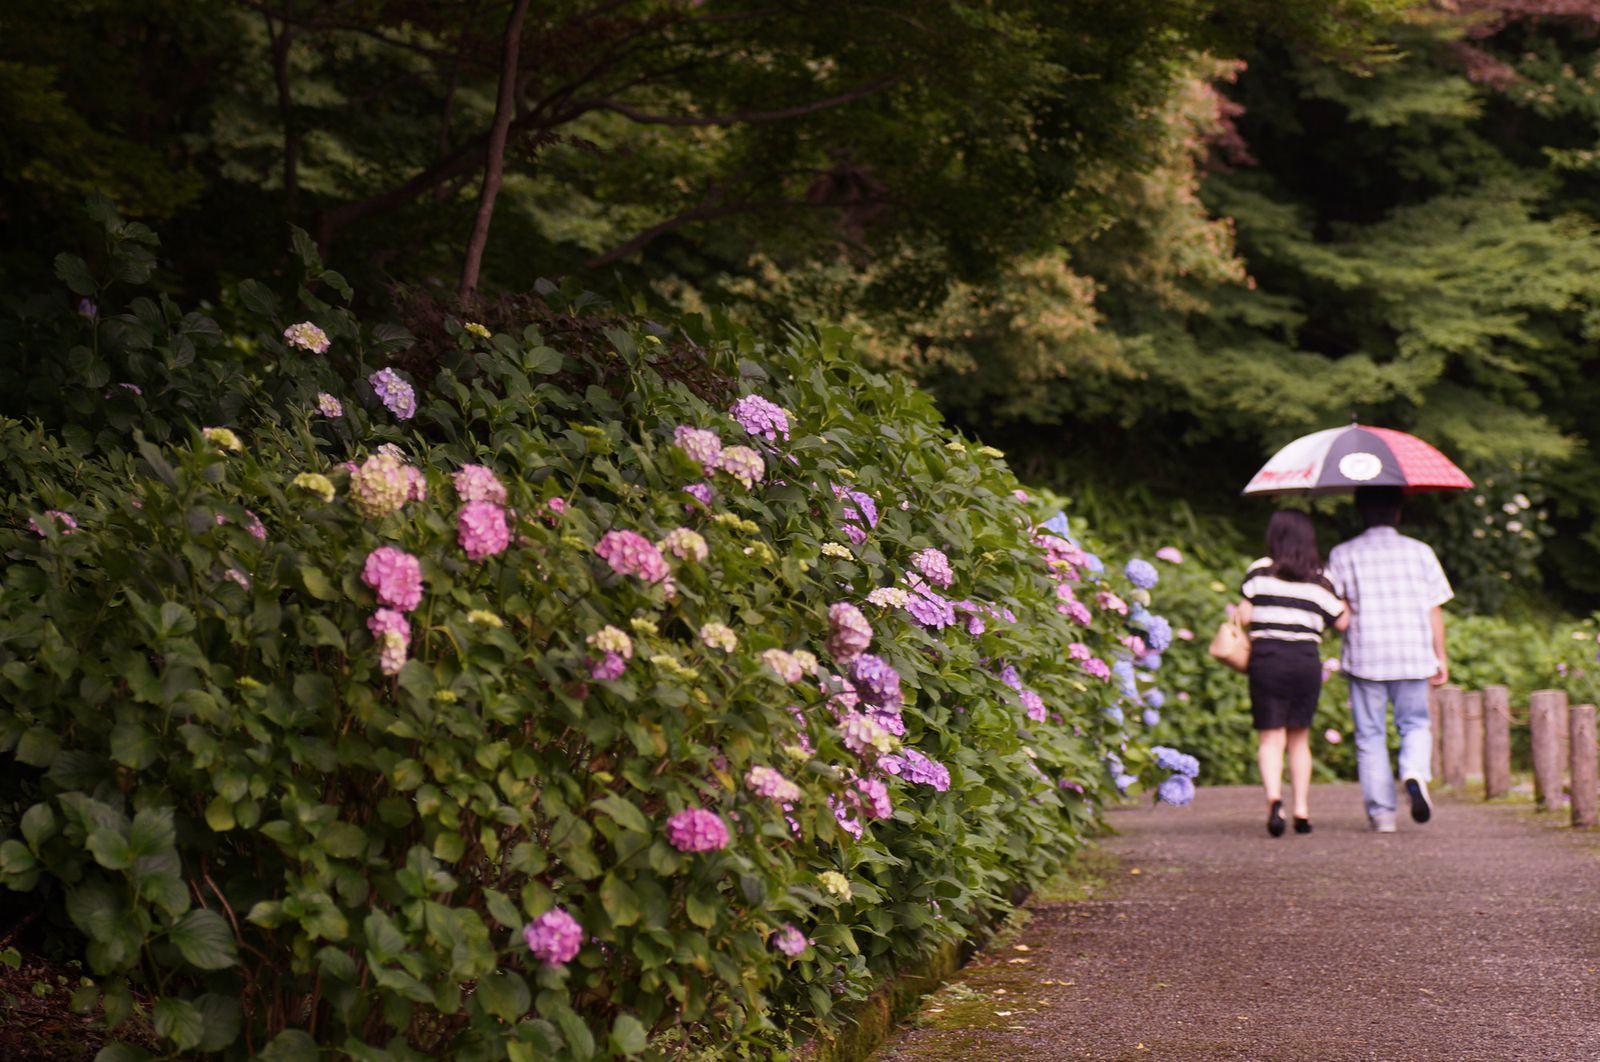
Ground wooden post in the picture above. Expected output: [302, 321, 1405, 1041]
[1428, 684, 1443, 780]
[1483, 685, 1512, 800]
[1530, 689, 1567, 812]
[1463, 690, 1484, 781]
[1571, 704, 1598, 828]
[1439, 685, 1467, 790]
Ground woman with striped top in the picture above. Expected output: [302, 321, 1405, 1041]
[1236, 510, 1348, 837]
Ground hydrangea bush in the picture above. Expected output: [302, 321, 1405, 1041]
[0, 234, 1194, 1060]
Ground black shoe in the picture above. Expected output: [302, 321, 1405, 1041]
[1293, 817, 1312, 834]
[1267, 799, 1285, 837]
[1404, 778, 1432, 824]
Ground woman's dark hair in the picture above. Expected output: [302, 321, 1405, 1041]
[1265, 510, 1327, 586]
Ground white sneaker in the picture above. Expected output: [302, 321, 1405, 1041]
[1369, 813, 1397, 833]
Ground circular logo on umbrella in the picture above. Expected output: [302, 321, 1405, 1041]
[1338, 451, 1382, 481]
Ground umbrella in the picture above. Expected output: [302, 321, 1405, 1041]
[1242, 423, 1473, 496]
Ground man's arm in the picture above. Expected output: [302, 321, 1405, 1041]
[1430, 604, 1448, 686]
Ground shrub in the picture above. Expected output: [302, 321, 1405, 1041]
[0, 230, 1193, 1058]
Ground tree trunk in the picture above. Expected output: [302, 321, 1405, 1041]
[458, 0, 531, 303]
[266, 2, 299, 221]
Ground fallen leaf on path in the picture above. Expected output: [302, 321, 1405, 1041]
[1129, 868, 1142, 875]
[1013, 944, 1031, 952]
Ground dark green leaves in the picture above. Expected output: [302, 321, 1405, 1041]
[167, 910, 238, 970]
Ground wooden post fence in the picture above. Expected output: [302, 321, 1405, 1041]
[1482, 685, 1512, 800]
[1530, 689, 1568, 813]
[1428, 685, 1443, 780]
[1571, 703, 1598, 829]
[1463, 690, 1484, 781]
[1439, 685, 1467, 790]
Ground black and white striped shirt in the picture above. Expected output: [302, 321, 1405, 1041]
[1241, 558, 1345, 644]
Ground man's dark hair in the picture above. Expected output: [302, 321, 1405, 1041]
[1354, 485, 1404, 528]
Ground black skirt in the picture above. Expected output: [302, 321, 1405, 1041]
[1247, 638, 1322, 730]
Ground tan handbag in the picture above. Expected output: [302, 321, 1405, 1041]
[1208, 615, 1251, 673]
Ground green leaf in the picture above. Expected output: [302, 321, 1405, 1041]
[152, 997, 204, 1050]
[168, 909, 238, 970]
[129, 807, 175, 856]
[237, 279, 279, 317]
[86, 828, 135, 870]
[300, 567, 338, 601]
[193, 993, 243, 1051]
[610, 1014, 650, 1056]
[432, 831, 464, 863]
[257, 1028, 318, 1062]
[685, 890, 719, 929]
[483, 887, 522, 930]
[109, 723, 157, 770]
[93, 1045, 153, 1062]
[553, 1003, 597, 1060]
[19, 804, 55, 850]
[592, 793, 650, 834]
[476, 971, 530, 1022]
[319, 822, 368, 859]
[157, 601, 195, 637]
[600, 873, 640, 928]
[15, 726, 60, 768]
[204, 797, 236, 833]
[55, 253, 97, 296]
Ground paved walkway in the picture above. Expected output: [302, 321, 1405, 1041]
[875, 784, 1600, 1061]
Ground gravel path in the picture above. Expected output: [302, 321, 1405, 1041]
[874, 783, 1600, 1061]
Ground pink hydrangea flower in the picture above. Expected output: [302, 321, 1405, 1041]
[718, 445, 764, 489]
[523, 907, 583, 966]
[838, 712, 893, 757]
[909, 548, 954, 589]
[1082, 657, 1111, 682]
[349, 454, 411, 518]
[283, 321, 331, 353]
[316, 392, 343, 418]
[458, 501, 510, 561]
[849, 774, 893, 820]
[223, 568, 251, 590]
[546, 496, 567, 515]
[830, 796, 865, 840]
[1019, 689, 1047, 722]
[673, 426, 723, 473]
[1095, 591, 1128, 616]
[665, 807, 729, 852]
[745, 765, 802, 802]
[1324, 728, 1344, 745]
[453, 464, 507, 506]
[1156, 546, 1184, 564]
[1067, 642, 1093, 662]
[402, 467, 427, 504]
[1121, 635, 1148, 658]
[1012, 489, 1030, 502]
[772, 924, 810, 957]
[763, 649, 814, 684]
[1060, 600, 1093, 626]
[368, 609, 410, 675]
[595, 530, 670, 582]
[363, 547, 424, 611]
[729, 395, 790, 441]
[683, 483, 713, 510]
[28, 510, 78, 536]
[589, 652, 626, 680]
[826, 602, 873, 661]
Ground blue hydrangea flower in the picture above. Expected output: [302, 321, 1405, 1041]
[1042, 512, 1072, 539]
[1130, 603, 1152, 626]
[1157, 775, 1195, 806]
[1105, 705, 1125, 725]
[1143, 615, 1173, 653]
[1177, 753, 1200, 778]
[1142, 707, 1161, 727]
[1083, 552, 1104, 574]
[1137, 652, 1164, 671]
[1144, 689, 1166, 710]
[1152, 746, 1184, 773]
[1124, 559, 1159, 589]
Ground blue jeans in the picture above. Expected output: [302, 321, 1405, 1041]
[1348, 677, 1432, 818]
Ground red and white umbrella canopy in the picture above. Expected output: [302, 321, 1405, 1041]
[1242, 424, 1473, 496]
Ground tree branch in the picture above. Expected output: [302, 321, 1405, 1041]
[459, 0, 532, 301]
[573, 74, 900, 127]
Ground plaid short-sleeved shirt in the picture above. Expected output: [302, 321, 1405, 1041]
[1324, 526, 1453, 681]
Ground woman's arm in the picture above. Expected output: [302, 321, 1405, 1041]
[1333, 602, 1350, 632]
[1235, 599, 1252, 626]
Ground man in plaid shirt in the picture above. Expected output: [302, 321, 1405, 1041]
[1325, 486, 1452, 833]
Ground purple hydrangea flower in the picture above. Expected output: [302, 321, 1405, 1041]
[1157, 775, 1195, 806]
[997, 664, 1023, 691]
[846, 653, 902, 711]
[523, 907, 583, 965]
[904, 583, 957, 629]
[590, 652, 627, 681]
[1144, 689, 1166, 710]
[910, 548, 954, 588]
[665, 807, 729, 852]
[316, 392, 344, 418]
[729, 394, 790, 441]
[1019, 689, 1046, 722]
[850, 774, 893, 820]
[674, 426, 723, 473]
[881, 748, 951, 791]
[772, 924, 810, 957]
[369, 367, 417, 420]
[1142, 707, 1161, 727]
[1143, 615, 1173, 653]
[1124, 559, 1159, 589]
[745, 765, 802, 802]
